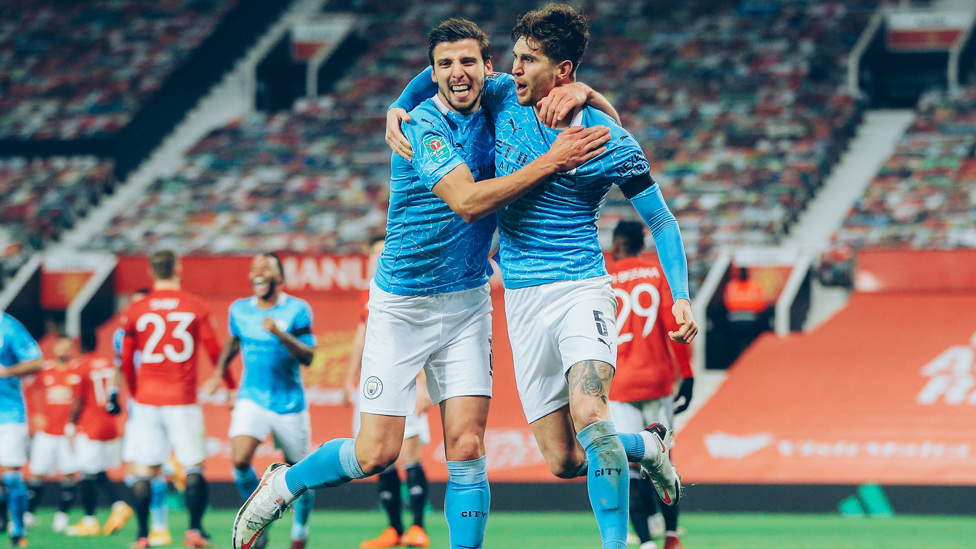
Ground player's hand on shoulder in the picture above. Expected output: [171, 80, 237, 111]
[537, 82, 589, 128]
[548, 125, 611, 172]
[386, 108, 413, 161]
[668, 299, 698, 344]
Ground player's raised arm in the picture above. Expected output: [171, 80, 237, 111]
[386, 67, 438, 160]
[426, 124, 611, 222]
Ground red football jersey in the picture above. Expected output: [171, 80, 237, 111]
[75, 353, 122, 441]
[608, 256, 693, 403]
[32, 362, 83, 436]
[119, 288, 222, 406]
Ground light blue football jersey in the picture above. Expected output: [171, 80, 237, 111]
[229, 294, 316, 415]
[373, 95, 497, 296]
[481, 73, 651, 288]
[0, 313, 42, 424]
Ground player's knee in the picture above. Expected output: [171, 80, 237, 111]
[356, 444, 400, 476]
[444, 431, 482, 462]
[185, 472, 203, 486]
[132, 478, 152, 499]
[570, 403, 607, 432]
[546, 455, 584, 479]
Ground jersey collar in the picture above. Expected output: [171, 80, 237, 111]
[248, 293, 287, 308]
[432, 94, 451, 115]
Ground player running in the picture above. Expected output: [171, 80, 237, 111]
[204, 253, 317, 549]
[119, 250, 235, 548]
[232, 18, 610, 549]
[0, 312, 44, 548]
[387, 6, 697, 548]
[26, 335, 81, 534]
[608, 221, 694, 549]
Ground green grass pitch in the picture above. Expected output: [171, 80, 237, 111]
[14, 508, 976, 548]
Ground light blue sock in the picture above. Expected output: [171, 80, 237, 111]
[285, 439, 365, 495]
[233, 467, 259, 500]
[617, 432, 645, 463]
[3, 471, 27, 537]
[577, 421, 629, 549]
[444, 455, 490, 549]
[290, 490, 314, 541]
[150, 476, 169, 527]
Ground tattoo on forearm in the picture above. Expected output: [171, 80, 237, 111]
[568, 360, 614, 404]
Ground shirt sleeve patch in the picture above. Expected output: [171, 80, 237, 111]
[423, 134, 451, 164]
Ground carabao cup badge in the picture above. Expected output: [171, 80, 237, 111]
[423, 135, 450, 164]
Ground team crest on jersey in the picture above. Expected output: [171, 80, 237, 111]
[423, 135, 450, 164]
[363, 376, 383, 399]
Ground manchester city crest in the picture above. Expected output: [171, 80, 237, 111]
[363, 376, 383, 399]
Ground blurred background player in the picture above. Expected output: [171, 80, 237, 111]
[343, 236, 430, 549]
[0, 312, 44, 548]
[205, 252, 317, 549]
[607, 221, 694, 549]
[66, 340, 130, 537]
[109, 287, 172, 546]
[118, 249, 235, 548]
[25, 335, 81, 535]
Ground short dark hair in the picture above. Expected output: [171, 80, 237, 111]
[613, 221, 645, 255]
[428, 18, 491, 66]
[257, 252, 284, 283]
[149, 249, 177, 280]
[512, 3, 589, 76]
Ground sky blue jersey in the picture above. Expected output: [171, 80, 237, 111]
[0, 313, 42, 424]
[373, 95, 497, 296]
[229, 294, 316, 415]
[393, 70, 690, 298]
[480, 73, 650, 288]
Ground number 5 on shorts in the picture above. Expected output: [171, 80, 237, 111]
[593, 310, 609, 337]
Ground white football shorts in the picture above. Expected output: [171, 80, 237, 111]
[358, 280, 493, 417]
[74, 435, 122, 475]
[29, 432, 78, 476]
[126, 402, 206, 468]
[609, 396, 674, 434]
[229, 397, 311, 464]
[505, 275, 618, 423]
[0, 422, 29, 468]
